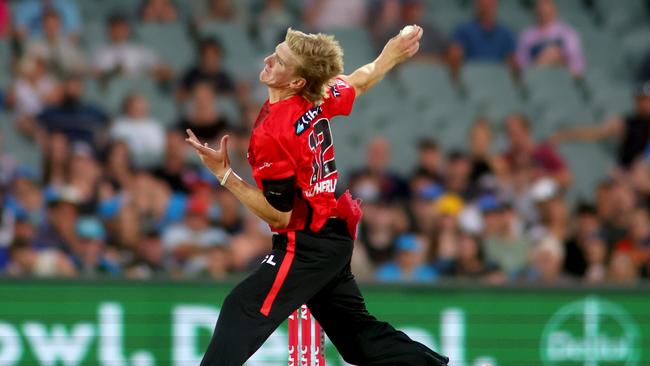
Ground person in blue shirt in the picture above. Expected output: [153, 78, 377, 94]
[13, 0, 82, 42]
[376, 233, 438, 282]
[448, 0, 516, 76]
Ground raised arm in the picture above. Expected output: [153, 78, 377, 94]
[553, 116, 624, 143]
[341, 25, 423, 97]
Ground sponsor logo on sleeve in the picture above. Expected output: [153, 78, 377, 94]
[295, 105, 323, 135]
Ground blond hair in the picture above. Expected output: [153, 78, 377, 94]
[285, 28, 344, 103]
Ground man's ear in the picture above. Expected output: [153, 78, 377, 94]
[289, 77, 306, 91]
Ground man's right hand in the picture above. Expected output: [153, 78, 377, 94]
[381, 24, 423, 66]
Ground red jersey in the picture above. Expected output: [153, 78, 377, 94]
[248, 78, 357, 233]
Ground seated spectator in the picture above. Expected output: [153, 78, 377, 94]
[449, 0, 516, 74]
[176, 82, 230, 142]
[153, 133, 194, 193]
[93, 14, 171, 80]
[528, 178, 570, 242]
[468, 119, 506, 190]
[443, 151, 474, 199]
[125, 228, 170, 279]
[411, 138, 444, 184]
[504, 113, 571, 187]
[110, 93, 166, 168]
[303, 0, 367, 31]
[138, 0, 179, 24]
[25, 9, 87, 76]
[358, 201, 409, 266]
[178, 38, 235, 100]
[372, 0, 448, 63]
[376, 234, 437, 282]
[612, 208, 650, 278]
[33, 185, 81, 253]
[5, 238, 76, 277]
[35, 76, 110, 152]
[162, 194, 229, 271]
[8, 57, 59, 124]
[429, 194, 464, 268]
[102, 140, 134, 192]
[203, 246, 231, 279]
[594, 179, 633, 247]
[67, 143, 103, 213]
[519, 235, 570, 284]
[13, 0, 81, 42]
[482, 201, 532, 277]
[516, 0, 585, 77]
[563, 203, 601, 278]
[438, 232, 504, 283]
[608, 251, 639, 284]
[347, 137, 409, 202]
[553, 83, 650, 170]
[70, 216, 121, 276]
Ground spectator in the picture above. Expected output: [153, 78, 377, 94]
[429, 194, 464, 269]
[110, 93, 166, 168]
[175, 82, 230, 142]
[13, 0, 81, 41]
[303, 0, 367, 31]
[594, 180, 633, 247]
[358, 201, 409, 266]
[372, 0, 448, 63]
[516, 0, 585, 77]
[612, 208, 650, 278]
[439, 232, 504, 283]
[482, 201, 532, 277]
[376, 234, 437, 282]
[102, 140, 134, 192]
[5, 238, 76, 277]
[33, 185, 81, 253]
[520, 235, 570, 284]
[93, 14, 171, 80]
[9, 57, 59, 128]
[125, 228, 170, 278]
[449, 0, 516, 75]
[412, 138, 444, 182]
[153, 133, 194, 193]
[468, 119, 506, 190]
[162, 194, 229, 271]
[67, 143, 103, 213]
[443, 151, 473, 199]
[70, 216, 120, 276]
[503, 113, 571, 188]
[178, 38, 235, 99]
[608, 251, 639, 284]
[563, 203, 601, 278]
[202, 245, 231, 279]
[553, 83, 650, 170]
[348, 137, 409, 202]
[41, 132, 68, 186]
[25, 9, 87, 76]
[36, 76, 110, 151]
[138, 0, 179, 24]
[528, 181, 570, 242]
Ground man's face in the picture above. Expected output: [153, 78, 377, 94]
[43, 13, 61, 38]
[506, 115, 530, 147]
[475, 0, 497, 21]
[260, 42, 299, 88]
[536, 0, 556, 25]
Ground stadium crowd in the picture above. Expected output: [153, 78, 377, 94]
[1, 0, 650, 285]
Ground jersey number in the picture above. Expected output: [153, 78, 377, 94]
[308, 118, 337, 184]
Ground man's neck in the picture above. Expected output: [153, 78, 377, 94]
[268, 87, 298, 104]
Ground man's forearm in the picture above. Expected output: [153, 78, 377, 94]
[220, 173, 291, 228]
[345, 54, 396, 96]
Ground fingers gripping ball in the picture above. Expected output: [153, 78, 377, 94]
[400, 25, 416, 36]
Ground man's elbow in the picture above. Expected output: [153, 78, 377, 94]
[270, 212, 292, 229]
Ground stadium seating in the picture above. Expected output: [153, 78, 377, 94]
[0, 113, 42, 175]
[136, 23, 195, 72]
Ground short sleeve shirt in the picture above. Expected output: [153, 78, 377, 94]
[248, 78, 356, 233]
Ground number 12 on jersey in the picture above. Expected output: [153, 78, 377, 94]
[308, 118, 337, 185]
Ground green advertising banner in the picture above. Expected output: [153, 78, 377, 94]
[0, 280, 648, 366]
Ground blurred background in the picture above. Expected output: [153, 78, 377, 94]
[2, 0, 650, 364]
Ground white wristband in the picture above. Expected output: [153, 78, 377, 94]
[220, 168, 233, 186]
